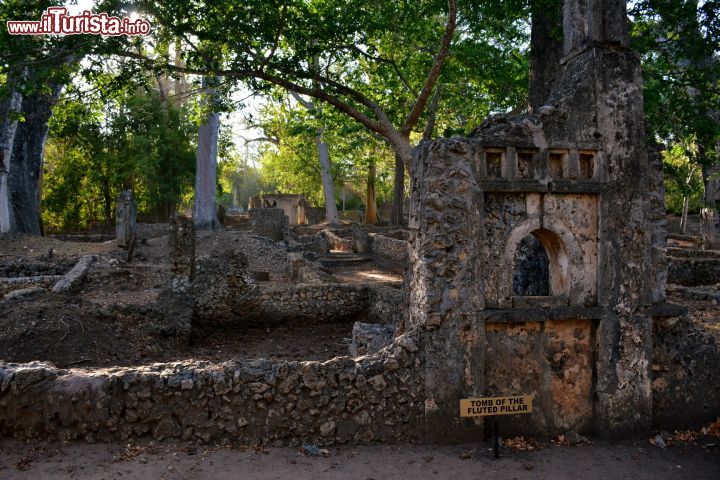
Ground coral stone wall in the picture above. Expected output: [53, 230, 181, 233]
[250, 208, 289, 242]
[652, 315, 720, 429]
[485, 320, 594, 436]
[0, 333, 423, 444]
[370, 234, 409, 264]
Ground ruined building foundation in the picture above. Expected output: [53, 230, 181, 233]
[0, 0, 718, 445]
[406, 0, 714, 440]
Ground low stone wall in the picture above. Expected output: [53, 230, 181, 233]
[322, 230, 352, 252]
[137, 223, 170, 240]
[233, 235, 294, 283]
[366, 285, 404, 327]
[667, 256, 720, 286]
[250, 208, 289, 242]
[370, 234, 409, 264]
[250, 284, 369, 326]
[0, 275, 61, 297]
[652, 314, 720, 429]
[0, 258, 73, 278]
[0, 332, 423, 445]
[667, 284, 720, 302]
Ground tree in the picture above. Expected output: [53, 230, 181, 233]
[631, 0, 720, 247]
[290, 90, 341, 225]
[0, 72, 22, 234]
[43, 73, 197, 230]
[0, 0, 96, 234]
[112, 0, 458, 171]
[193, 76, 221, 230]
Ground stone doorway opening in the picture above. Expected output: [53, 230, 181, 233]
[512, 234, 550, 296]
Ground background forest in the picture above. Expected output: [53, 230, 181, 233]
[0, 0, 717, 232]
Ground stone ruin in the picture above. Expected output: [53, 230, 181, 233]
[116, 189, 137, 248]
[404, 0, 719, 441]
[0, 0, 718, 446]
[249, 207, 290, 242]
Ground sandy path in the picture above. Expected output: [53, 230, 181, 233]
[0, 439, 717, 480]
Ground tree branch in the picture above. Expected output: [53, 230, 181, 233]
[243, 136, 280, 146]
[401, 0, 457, 136]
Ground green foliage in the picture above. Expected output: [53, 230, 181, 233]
[662, 142, 705, 214]
[630, 1, 720, 197]
[42, 81, 197, 231]
[254, 93, 395, 209]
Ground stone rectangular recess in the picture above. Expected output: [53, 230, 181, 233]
[579, 150, 596, 179]
[548, 150, 568, 179]
[484, 148, 505, 178]
[517, 149, 535, 179]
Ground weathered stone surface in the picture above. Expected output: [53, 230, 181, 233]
[0, 275, 61, 296]
[406, 0, 666, 440]
[652, 315, 720, 429]
[190, 249, 259, 324]
[51, 255, 96, 293]
[668, 256, 720, 286]
[116, 190, 137, 248]
[1, 286, 45, 302]
[350, 322, 395, 357]
[250, 208, 289, 242]
[321, 229, 353, 252]
[0, 332, 423, 445]
[366, 285, 404, 327]
[369, 233, 409, 264]
[351, 223, 373, 254]
[168, 214, 195, 279]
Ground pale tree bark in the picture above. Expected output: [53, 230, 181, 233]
[193, 76, 221, 230]
[290, 91, 340, 225]
[0, 81, 23, 234]
[315, 130, 340, 225]
[8, 80, 63, 235]
[365, 162, 378, 225]
[679, 164, 697, 235]
[680, 196, 690, 234]
[701, 151, 720, 249]
[390, 154, 405, 226]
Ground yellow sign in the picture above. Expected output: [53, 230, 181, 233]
[460, 395, 533, 417]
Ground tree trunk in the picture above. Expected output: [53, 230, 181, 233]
[8, 81, 63, 235]
[316, 129, 340, 225]
[102, 176, 112, 226]
[390, 154, 404, 226]
[193, 77, 220, 230]
[0, 82, 22, 234]
[701, 153, 720, 249]
[680, 196, 689, 235]
[365, 162, 378, 225]
[422, 86, 442, 141]
[529, 0, 564, 110]
[291, 88, 341, 226]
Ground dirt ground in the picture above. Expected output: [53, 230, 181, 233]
[1, 231, 717, 369]
[0, 289, 355, 367]
[0, 230, 378, 367]
[0, 438, 717, 480]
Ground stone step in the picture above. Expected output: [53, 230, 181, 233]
[318, 253, 372, 269]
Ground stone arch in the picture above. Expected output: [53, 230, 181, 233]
[504, 222, 583, 299]
[512, 234, 550, 296]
